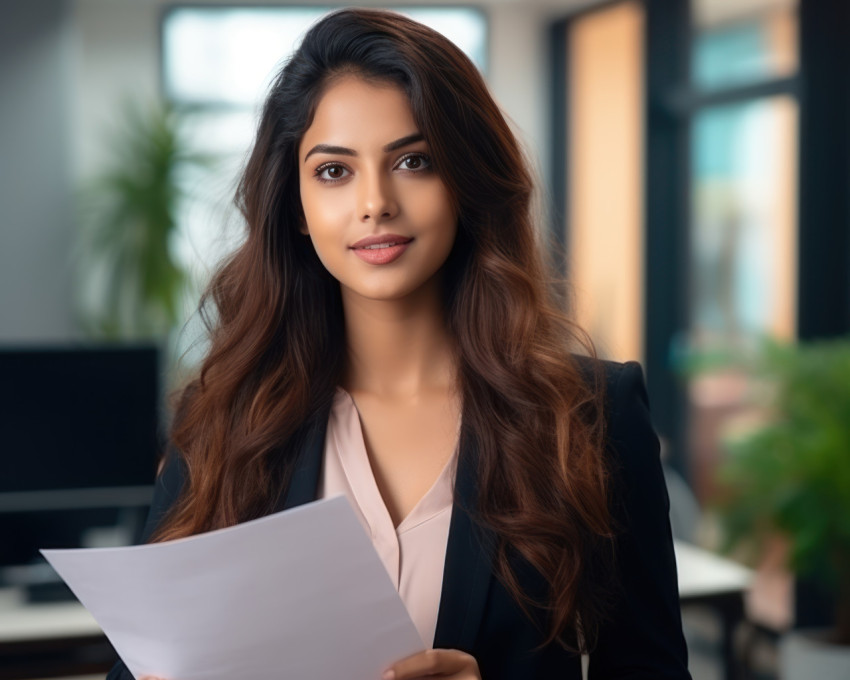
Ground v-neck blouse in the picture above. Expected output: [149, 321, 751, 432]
[317, 388, 458, 648]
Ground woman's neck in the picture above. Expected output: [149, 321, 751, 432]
[340, 280, 457, 399]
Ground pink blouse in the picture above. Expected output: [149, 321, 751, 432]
[318, 388, 457, 648]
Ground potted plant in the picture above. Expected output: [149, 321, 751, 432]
[75, 101, 212, 341]
[714, 338, 850, 678]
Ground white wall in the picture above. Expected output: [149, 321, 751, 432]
[0, 0, 76, 342]
[488, 5, 551, 184]
[70, 0, 160, 180]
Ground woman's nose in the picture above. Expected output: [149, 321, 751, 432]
[358, 170, 398, 222]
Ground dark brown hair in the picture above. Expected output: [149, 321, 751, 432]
[155, 8, 613, 651]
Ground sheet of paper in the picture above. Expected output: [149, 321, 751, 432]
[42, 496, 424, 680]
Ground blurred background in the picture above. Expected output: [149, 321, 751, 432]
[1, 0, 849, 678]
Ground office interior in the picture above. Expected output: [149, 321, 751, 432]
[1, 0, 848, 678]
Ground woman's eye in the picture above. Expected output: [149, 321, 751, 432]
[397, 153, 431, 172]
[316, 164, 350, 182]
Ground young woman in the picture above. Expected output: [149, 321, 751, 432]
[111, 8, 690, 680]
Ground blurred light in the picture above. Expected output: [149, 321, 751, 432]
[163, 7, 487, 107]
[692, 0, 797, 91]
[690, 96, 798, 346]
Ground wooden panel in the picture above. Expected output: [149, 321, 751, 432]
[568, 1, 645, 362]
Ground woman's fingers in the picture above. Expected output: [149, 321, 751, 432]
[383, 648, 481, 680]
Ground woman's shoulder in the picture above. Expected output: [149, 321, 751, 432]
[570, 355, 650, 424]
[571, 354, 661, 478]
[139, 448, 187, 542]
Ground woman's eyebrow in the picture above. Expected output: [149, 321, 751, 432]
[303, 133, 424, 163]
[383, 132, 424, 152]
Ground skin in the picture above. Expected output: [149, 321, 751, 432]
[141, 76, 481, 680]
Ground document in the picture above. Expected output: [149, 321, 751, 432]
[42, 496, 425, 680]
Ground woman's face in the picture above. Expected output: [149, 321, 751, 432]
[298, 76, 458, 304]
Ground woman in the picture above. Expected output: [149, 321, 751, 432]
[111, 8, 690, 680]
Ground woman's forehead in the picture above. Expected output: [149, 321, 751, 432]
[299, 76, 421, 158]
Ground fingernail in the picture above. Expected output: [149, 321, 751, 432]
[382, 671, 395, 680]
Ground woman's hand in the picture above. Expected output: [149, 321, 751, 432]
[383, 648, 481, 680]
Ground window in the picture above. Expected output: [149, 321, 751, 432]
[684, 0, 799, 505]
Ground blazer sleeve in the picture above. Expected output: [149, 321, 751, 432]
[588, 361, 691, 679]
[105, 451, 187, 680]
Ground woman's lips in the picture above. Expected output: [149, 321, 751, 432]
[350, 234, 413, 265]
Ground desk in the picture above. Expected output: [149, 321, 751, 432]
[675, 540, 754, 680]
[0, 589, 114, 680]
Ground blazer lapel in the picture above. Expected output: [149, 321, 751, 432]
[433, 434, 494, 652]
[276, 416, 327, 512]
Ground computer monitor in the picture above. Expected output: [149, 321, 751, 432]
[0, 345, 160, 594]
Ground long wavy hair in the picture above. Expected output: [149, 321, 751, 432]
[155, 8, 614, 651]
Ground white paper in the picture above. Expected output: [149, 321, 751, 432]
[42, 496, 424, 680]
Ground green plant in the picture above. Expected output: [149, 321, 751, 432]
[76, 101, 212, 339]
[716, 338, 850, 644]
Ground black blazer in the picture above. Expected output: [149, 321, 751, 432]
[108, 360, 691, 679]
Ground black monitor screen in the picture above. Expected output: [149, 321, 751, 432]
[0, 346, 160, 493]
